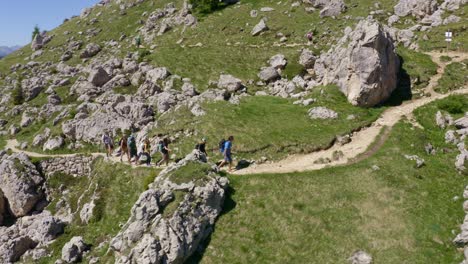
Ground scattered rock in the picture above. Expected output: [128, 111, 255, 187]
[252, 19, 269, 36]
[43, 136, 65, 151]
[61, 236, 89, 263]
[348, 250, 373, 264]
[269, 54, 287, 70]
[404, 154, 425, 168]
[258, 67, 280, 82]
[217, 74, 244, 92]
[80, 43, 101, 58]
[299, 49, 316, 69]
[308, 107, 338, 119]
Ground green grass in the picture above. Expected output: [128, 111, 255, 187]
[435, 60, 468, 94]
[196, 95, 468, 263]
[397, 46, 438, 92]
[38, 158, 160, 263]
[440, 55, 452, 63]
[167, 161, 213, 186]
[154, 86, 384, 161]
[113, 85, 138, 95]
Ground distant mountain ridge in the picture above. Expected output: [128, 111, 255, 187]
[0, 45, 22, 58]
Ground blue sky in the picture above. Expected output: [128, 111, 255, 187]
[0, 0, 98, 46]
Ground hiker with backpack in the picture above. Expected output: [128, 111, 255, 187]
[138, 138, 152, 166]
[128, 134, 138, 164]
[217, 136, 234, 172]
[195, 138, 207, 156]
[102, 131, 114, 158]
[119, 133, 131, 163]
[157, 137, 171, 167]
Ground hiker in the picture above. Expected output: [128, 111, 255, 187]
[195, 138, 207, 156]
[138, 138, 152, 166]
[157, 137, 171, 167]
[102, 131, 114, 158]
[135, 35, 141, 48]
[128, 134, 138, 164]
[217, 136, 234, 172]
[119, 134, 131, 163]
[306, 31, 313, 44]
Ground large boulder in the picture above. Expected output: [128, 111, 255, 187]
[88, 67, 111, 87]
[299, 49, 316, 69]
[304, 0, 346, 17]
[258, 67, 280, 83]
[394, 0, 438, 18]
[0, 234, 36, 263]
[62, 96, 154, 143]
[314, 18, 400, 107]
[0, 153, 43, 217]
[43, 136, 65, 151]
[269, 54, 287, 70]
[31, 34, 44, 51]
[146, 67, 171, 82]
[80, 43, 101, 58]
[217, 74, 243, 92]
[61, 236, 89, 263]
[455, 115, 468, 129]
[21, 77, 45, 101]
[110, 150, 229, 263]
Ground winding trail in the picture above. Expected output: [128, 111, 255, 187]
[235, 51, 468, 175]
[3, 52, 468, 174]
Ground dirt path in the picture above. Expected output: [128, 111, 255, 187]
[3, 52, 467, 174]
[234, 51, 468, 175]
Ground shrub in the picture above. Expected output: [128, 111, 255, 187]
[11, 86, 24, 105]
[190, 0, 228, 15]
[437, 95, 467, 114]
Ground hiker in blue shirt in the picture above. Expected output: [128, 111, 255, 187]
[217, 136, 234, 172]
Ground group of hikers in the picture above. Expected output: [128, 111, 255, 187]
[101, 131, 235, 171]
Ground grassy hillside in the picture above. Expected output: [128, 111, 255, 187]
[195, 94, 468, 263]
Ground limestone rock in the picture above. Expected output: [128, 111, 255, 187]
[88, 67, 111, 87]
[299, 48, 316, 69]
[31, 34, 44, 51]
[110, 150, 228, 263]
[304, 0, 346, 17]
[0, 153, 43, 217]
[61, 236, 89, 263]
[269, 54, 287, 70]
[314, 18, 400, 107]
[80, 43, 101, 58]
[394, 0, 438, 18]
[217, 74, 243, 92]
[258, 67, 280, 82]
[252, 19, 269, 36]
[349, 250, 373, 264]
[43, 136, 65, 151]
[21, 77, 45, 101]
[147, 67, 171, 82]
[308, 107, 338, 119]
[455, 116, 468, 129]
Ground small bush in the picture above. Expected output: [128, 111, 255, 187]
[190, 0, 228, 15]
[11, 86, 24, 105]
[440, 56, 452, 62]
[437, 95, 467, 114]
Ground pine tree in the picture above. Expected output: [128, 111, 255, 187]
[32, 25, 40, 40]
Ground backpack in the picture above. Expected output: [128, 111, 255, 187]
[128, 136, 136, 148]
[158, 141, 164, 152]
[219, 139, 226, 153]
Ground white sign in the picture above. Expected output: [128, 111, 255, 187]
[445, 31, 453, 38]
[446, 38, 452, 42]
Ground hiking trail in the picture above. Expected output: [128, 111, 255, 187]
[3, 52, 468, 174]
[235, 51, 468, 175]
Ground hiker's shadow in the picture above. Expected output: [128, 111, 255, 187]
[185, 185, 237, 263]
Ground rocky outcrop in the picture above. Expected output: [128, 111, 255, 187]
[31, 34, 44, 51]
[39, 155, 94, 177]
[43, 136, 65, 151]
[0, 210, 64, 263]
[62, 94, 154, 143]
[61, 236, 89, 263]
[299, 48, 316, 69]
[0, 153, 43, 217]
[80, 43, 101, 58]
[110, 150, 228, 263]
[394, 0, 438, 18]
[88, 67, 111, 87]
[304, 0, 346, 17]
[314, 18, 400, 107]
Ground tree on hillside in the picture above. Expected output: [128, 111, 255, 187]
[32, 25, 40, 40]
